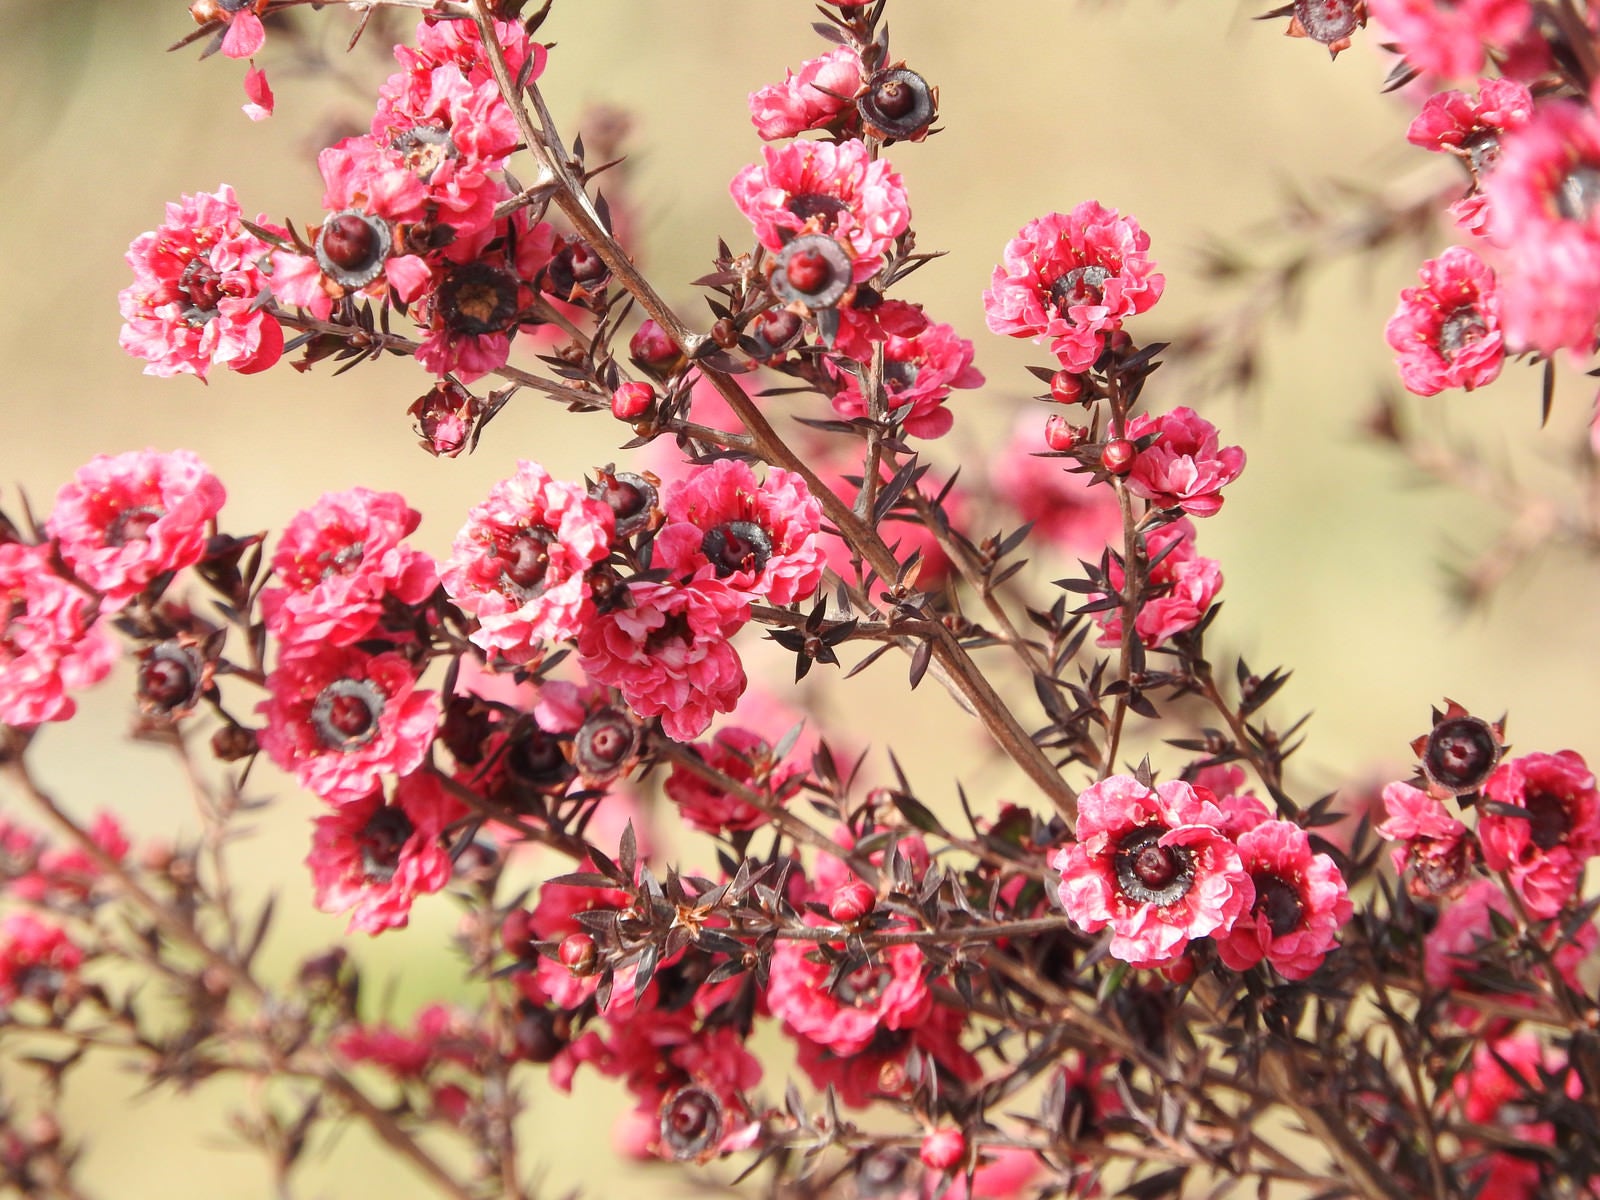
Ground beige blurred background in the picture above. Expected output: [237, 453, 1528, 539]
[4, 0, 1599, 1195]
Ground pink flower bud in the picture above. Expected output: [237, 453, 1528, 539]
[1049, 370, 1085, 404]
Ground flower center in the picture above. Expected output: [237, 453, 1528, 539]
[439, 262, 520, 336]
[574, 708, 637, 779]
[316, 210, 391, 288]
[1294, 0, 1360, 43]
[658, 1085, 722, 1160]
[590, 471, 657, 538]
[870, 79, 916, 121]
[645, 611, 693, 655]
[1113, 826, 1194, 907]
[311, 678, 385, 751]
[107, 505, 164, 547]
[359, 805, 414, 884]
[1050, 265, 1111, 316]
[1437, 307, 1488, 362]
[505, 723, 574, 792]
[771, 234, 853, 308]
[701, 520, 772, 578]
[497, 528, 554, 596]
[1462, 129, 1501, 177]
[833, 961, 893, 1007]
[786, 192, 849, 226]
[785, 249, 833, 295]
[390, 124, 457, 182]
[1253, 874, 1305, 939]
[1556, 164, 1600, 222]
[319, 539, 367, 580]
[179, 256, 226, 322]
[1524, 790, 1572, 851]
[883, 358, 921, 393]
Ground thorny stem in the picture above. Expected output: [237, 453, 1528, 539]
[2, 757, 481, 1200]
[465, 0, 1079, 824]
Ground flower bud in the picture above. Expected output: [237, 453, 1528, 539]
[611, 381, 655, 422]
[1045, 415, 1087, 452]
[919, 1127, 966, 1172]
[1100, 438, 1136, 474]
[629, 319, 684, 378]
[558, 933, 598, 976]
[828, 880, 877, 923]
[1049, 370, 1086, 404]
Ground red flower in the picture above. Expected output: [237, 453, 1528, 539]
[442, 461, 615, 665]
[48, 449, 224, 612]
[748, 47, 864, 141]
[576, 577, 748, 743]
[829, 318, 984, 439]
[257, 646, 440, 804]
[118, 186, 282, 380]
[0, 913, 83, 1005]
[1123, 407, 1246, 518]
[0, 543, 115, 728]
[1377, 780, 1473, 898]
[306, 773, 466, 934]
[1091, 518, 1222, 649]
[768, 937, 931, 1057]
[654, 458, 825, 605]
[665, 726, 805, 834]
[260, 488, 438, 653]
[1367, 0, 1531, 80]
[1483, 93, 1600, 356]
[730, 139, 911, 284]
[983, 203, 1164, 372]
[1215, 819, 1352, 980]
[1385, 247, 1504, 397]
[1051, 776, 1253, 969]
[1476, 750, 1600, 918]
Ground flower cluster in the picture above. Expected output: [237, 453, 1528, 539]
[1052, 775, 1349, 975]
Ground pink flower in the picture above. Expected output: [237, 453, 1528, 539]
[404, 15, 547, 93]
[189, 0, 267, 60]
[260, 488, 438, 653]
[1091, 518, 1223, 649]
[0, 912, 83, 1005]
[1453, 1034, 1572, 1200]
[830, 296, 932, 362]
[1123, 407, 1246, 517]
[512, 876, 632, 1010]
[1215, 819, 1351, 979]
[654, 459, 824, 605]
[257, 646, 440, 804]
[1484, 95, 1600, 357]
[748, 47, 864, 140]
[1424, 877, 1595, 993]
[49, 449, 225, 611]
[1476, 750, 1600, 918]
[119, 185, 283, 380]
[769, 937, 932, 1056]
[241, 63, 274, 121]
[414, 215, 558, 383]
[665, 726, 805, 834]
[333, 1004, 478, 1076]
[1385, 247, 1504, 397]
[991, 414, 1121, 558]
[829, 318, 984, 439]
[0, 543, 115, 727]
[1051, 776, 1254, 969]
[790, 996, 979, 1108]
[982, 203, 1165, 372]
[1366, 0, 1532, 80]
[1406, 77, 1533, 164]
[730, 139, 911, 283]
[307, 772, 466, 934]
[6, 812, 130, 906]
[1378, 780, 1473, 898]
[441, 461, 615, 665]
[577, 577, 748, 743]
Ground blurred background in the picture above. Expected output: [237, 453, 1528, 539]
[3, 0, 1598, 1195]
